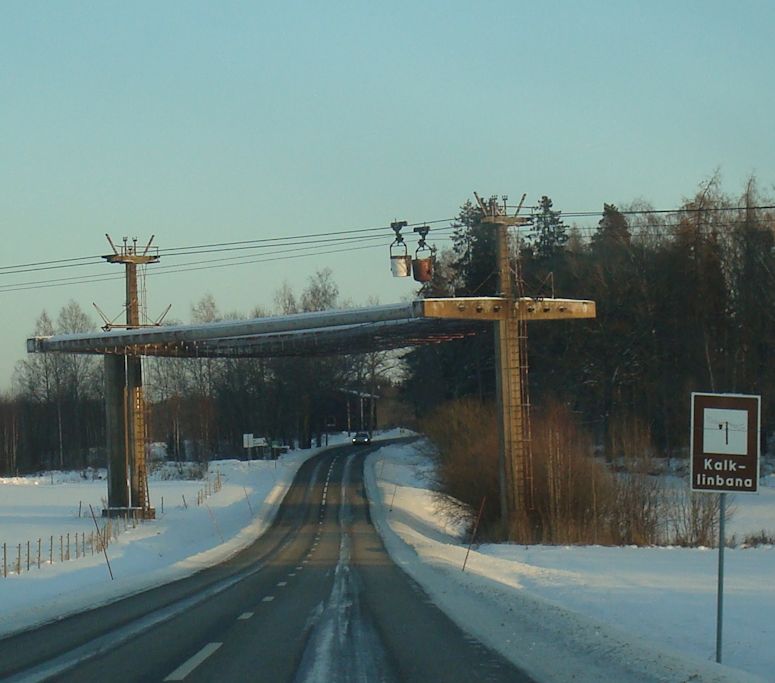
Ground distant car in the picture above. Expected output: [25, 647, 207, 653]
[352, 432, 371, 445]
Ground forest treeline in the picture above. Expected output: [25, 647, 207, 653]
[0, 270, 394, 473]
[1, 175, 773, 480]
[407, 175, 774, 542]
[405, 175, 775, 459]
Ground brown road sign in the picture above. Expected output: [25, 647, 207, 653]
[691, 393, 760, 494]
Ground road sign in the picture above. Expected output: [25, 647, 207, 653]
[691, 393, 760, 493]
[243, 433, 267, 448]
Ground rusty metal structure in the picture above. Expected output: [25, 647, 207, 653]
[26, 196, 596, 537]
[99, 235, 159, 519]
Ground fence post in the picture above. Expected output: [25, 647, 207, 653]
[60, 535, 63, 562]
[37, 538, 41, 569]
[16, 544, 21, 575]
[3, 543, 6, 578]
[89, 504, 114, 580]
[244, 487, 254, 518]
[49, 535, 53, 565]
[26, 540, 30, 572]
[66, 533, 70, 561]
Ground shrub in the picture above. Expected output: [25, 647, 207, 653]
[741, 529, 775, 548]
[666, 486, 721, 547]
[529, 401, 614, 544]
[422, 398, 724, 547]
[420, 399, 500, 536]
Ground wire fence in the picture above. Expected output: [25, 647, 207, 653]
[3, 516, 125, 578]
[2, 468, 224, 579]
[195, 469, 222, 506]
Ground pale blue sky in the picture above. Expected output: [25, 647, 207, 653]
[1, 1, 774, 388]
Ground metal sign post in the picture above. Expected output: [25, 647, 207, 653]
[243, 433, 253, 461]
[716, 491, 726, 664]
[690, 392, 760, 664]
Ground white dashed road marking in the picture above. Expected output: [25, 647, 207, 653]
[262, 596, 275, 603]
[164, 642, 222, 681]
[237, 612, 253, 620]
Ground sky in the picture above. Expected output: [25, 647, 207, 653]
[2, 1, 774, 388]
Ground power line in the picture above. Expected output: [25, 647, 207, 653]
[0, 219, 455, 277]
[0, 236, 455, 295]
[0, 227, 457, 294]
[1, 203, 773, 289]
[518, 204, 775, 218]
[156, 218, 453, 257]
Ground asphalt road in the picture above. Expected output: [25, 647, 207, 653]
[0, 441, 534, 682]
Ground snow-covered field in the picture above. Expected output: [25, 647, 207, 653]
[0, 433, 772, 682]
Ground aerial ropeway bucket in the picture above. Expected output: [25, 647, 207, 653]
[390, 241, 412, 277]
[412, 247, 433, 282]
[412, 258, 433, 282]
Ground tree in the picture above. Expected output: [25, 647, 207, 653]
[267, 271, 348, 448]
[402, 201, 498, 415]
[725, 178, 775, 418]
[274, 282, 298, 315]
[530, 195, 569, 261]
[184, 294, 222, 459]
[56, 301, 102, 468]
[592, 203, 631, 252]
[13, 303, 102, 470]
[0, 393, 21, 474]
[145, 318, 191, 463]
[450, 200, 495, 296]
[300, 268, 339, 312]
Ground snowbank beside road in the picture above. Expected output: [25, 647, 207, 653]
[365, 442, 771, 683]
[0, 436, 352, 638]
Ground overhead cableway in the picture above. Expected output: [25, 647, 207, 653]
[26, 296, 594, 519]
[26, 297, 594, 359]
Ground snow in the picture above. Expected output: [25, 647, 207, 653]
[1, 432, 772, 682]
[0, 439, 333, 636]
[366, 443, 774, 683]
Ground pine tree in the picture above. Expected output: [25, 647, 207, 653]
[530, 195, 568, 261]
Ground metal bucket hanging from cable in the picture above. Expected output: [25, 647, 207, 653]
[412, 225, 434, 282]
[389, 220, 412, 277]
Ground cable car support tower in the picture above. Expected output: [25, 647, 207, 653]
[101, 235, 160, 519]
[412, 193, 596, 540]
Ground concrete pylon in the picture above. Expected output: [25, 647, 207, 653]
[105, 354, 129, 510]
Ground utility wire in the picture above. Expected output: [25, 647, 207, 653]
[0, 220, 455, 276]
[515, 204, 775, 218]
[0, 227, 456, 293]
[1, 204, 772, 289]
[3, 204, 772, 275]
[0, 238, 457, 294]
[157, 218, 453, 257]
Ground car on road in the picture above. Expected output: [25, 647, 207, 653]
[352, 431, 371, 445]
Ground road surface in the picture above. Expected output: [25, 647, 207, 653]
[0, 442, 534, 682]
